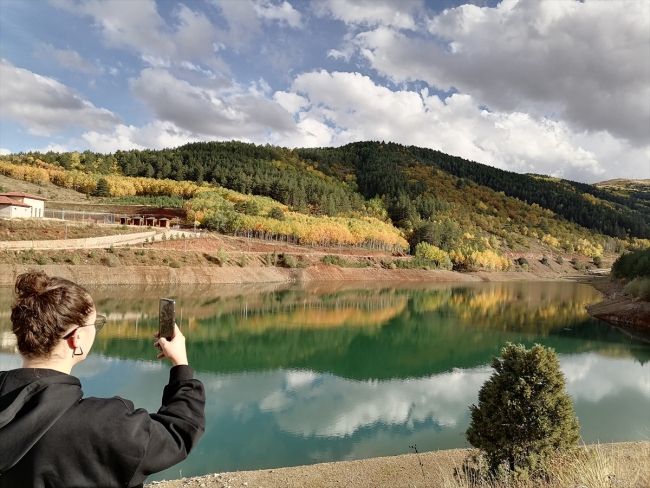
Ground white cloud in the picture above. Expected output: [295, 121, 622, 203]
[36, 43, 101, 74]
[209, 0, 263, 50]
[54, 0, 218, 66]
[254, 0, 302, 28]
[273, 91, 308, 113]
[350, 0, 650, 146]
[0, 59, 121, 136]
[129, 68, 296, 140]
[80, 121, 200, 153]
[314, 0, 423, 30]
[0, 148, 11, 155]
[272, 70, 644, 181]
[563, 353, 650, 403]
[29, 143, 72, 153]
[205, 352, 650, 440]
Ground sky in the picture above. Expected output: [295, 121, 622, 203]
[0, 0, 648, 184]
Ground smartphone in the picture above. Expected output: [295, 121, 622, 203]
[158, 298, 176, 342]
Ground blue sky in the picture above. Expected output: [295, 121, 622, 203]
[0, 0, 648, 183]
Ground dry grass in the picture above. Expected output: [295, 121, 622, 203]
[0, 219, 142, 241]
[149, 442, 650, 488]
[431, 443, 650, 488]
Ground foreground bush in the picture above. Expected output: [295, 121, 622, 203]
[466, 343, 579, 478]
[612, 248, 650, 280]
[623, 277, 650, 301]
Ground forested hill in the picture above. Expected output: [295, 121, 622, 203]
[294, 142, 650, 240]
[5, 141, 650, 256]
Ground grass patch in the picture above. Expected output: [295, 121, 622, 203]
[322, 255, 371, 268]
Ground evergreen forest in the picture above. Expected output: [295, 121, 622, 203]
[2, 140, 649, 266]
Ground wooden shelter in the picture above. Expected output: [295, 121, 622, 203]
[145, 216, 157, 226]
[119, 216, 132, 225]
[158, 217, 171, 228]
[131, 216, 144, 226]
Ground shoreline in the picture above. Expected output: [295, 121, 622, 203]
[0, 263, 576, 288]
[583, 275, 650, 338]
[146, 441, 650, 488]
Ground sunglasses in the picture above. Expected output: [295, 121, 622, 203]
[62, 314, 107, 339]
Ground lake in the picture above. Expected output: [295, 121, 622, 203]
[1, 281, 649, 482]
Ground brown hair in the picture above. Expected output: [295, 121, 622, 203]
[11, 270, 95, 359]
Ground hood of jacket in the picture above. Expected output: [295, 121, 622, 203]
[0, 370, 83, 472]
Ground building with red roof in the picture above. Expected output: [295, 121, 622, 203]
[0, 192, 47, 218]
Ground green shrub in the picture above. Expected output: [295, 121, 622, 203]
[169, 261, 181, 269]
[265, 253, 272, 266]
[623, 278, 650, 301]
[284, 254, 298, 268]
[217, 247, 228, 266]
[37, 255, 47, 265]
[639, 279, 650, 301]
[541, 256, 550, 267]
[163, 257, 169, 264]
[570, 257, 586, 270]
[517, 257, 528, 266]
[69, 254, 80, 265]
[623, 279, 640, 297]
[239, 254, 248, 267]
[593, 255, 602, 268]
[268, 207, 285, 221]
[234, 200, 261, 216]
[466, 343, 579, 478]
[521, 263, 529, 272]
[322, 255, 370, 268]
[612, 248, 650, 280]
[272, 250, 279, 266]
[101, 255, 121, 267]
[556, 255, 564, 265]
[108, 244, 115, 254]
[88, 251, 96, 259]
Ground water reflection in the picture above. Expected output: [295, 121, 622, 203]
[1, 281, 649, 481]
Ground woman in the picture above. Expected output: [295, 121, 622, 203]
[0, 270, 205, 488]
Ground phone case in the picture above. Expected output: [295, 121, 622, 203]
[159, 298, 175, 341]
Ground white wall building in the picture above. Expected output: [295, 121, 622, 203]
[0, 192, 46, 218]
[0, 196, 32, 218]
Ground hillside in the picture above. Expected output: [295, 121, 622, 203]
[1, 142, 648, 268]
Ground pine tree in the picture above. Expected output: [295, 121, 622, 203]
[466, 343, 580, 477]
[92, 177, 110, 197]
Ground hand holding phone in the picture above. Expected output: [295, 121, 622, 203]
[155, 299, 188, 366]
[154, 324, 188, 366]
[159, 298, 176, 341]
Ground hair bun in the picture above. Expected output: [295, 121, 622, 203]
[15, 270, 51, 297]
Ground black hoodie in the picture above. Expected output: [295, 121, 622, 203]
[0, 366, 205, 488]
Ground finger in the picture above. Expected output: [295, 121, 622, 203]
[154, 332, 160, 338]
[153, 341, 159, 348]
[156, 352, 165, 359]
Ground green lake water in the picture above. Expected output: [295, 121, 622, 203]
[1, 281, 649, 482]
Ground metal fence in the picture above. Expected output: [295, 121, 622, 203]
[44, 209, 116, 224]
